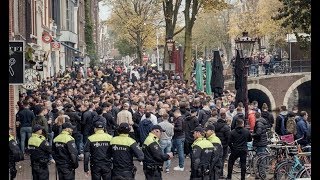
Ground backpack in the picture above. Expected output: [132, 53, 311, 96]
[286, 117, 297, 135]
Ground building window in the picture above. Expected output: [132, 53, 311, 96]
[32, 0, 37, 35]
[66, 0, 70, 30]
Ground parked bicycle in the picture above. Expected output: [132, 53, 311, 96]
[269, 60, 292, 75]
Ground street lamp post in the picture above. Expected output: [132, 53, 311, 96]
[166, 37, 175, 75]
[234, 31, 257, 128]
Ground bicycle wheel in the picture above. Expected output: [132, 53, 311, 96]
[273, 66, 282, 74]
[285, 66, 292, 73]
[257, 155, 277, 180]
[296, 166, 311, 178]
[253, 153, 268, 177]
[274, 161, 294, 180]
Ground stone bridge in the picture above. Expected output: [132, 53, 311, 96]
[224, 72, 311, 112]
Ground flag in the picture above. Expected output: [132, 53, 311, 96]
[205, 60, 212, 95]
[195, 60, 203, 91]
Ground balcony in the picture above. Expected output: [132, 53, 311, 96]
[58, 30, 78, 44]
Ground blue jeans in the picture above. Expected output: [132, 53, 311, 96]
[47, 132, 54, 160]
[256, 146, 267, 154]
[20, 127, 32, 154]
[160, 139, 172, 169]
[73, 133, 84, 154]
[172, 138, 185, 168]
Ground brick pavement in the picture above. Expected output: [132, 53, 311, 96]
[15, 156, 255, 180]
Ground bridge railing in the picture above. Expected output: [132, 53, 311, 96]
[223, 59, 311, 81]
[291, 59, 311, 73]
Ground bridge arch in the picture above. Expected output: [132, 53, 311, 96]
[283, 75, 311, 109]
[247, 84, 276, 111]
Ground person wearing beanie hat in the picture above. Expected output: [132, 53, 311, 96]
[205, 124, 223, 180]
[110, 123, 144, 179]
[190, 126, 214, 180]
[27, 124, 52, 180]
[53, 122, 79, 179]
[83, 121, 113, 179]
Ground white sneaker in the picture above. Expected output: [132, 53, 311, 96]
[140, 161, 143, 166]
[173, 166, 184, 171]
[165, 168, 170, 173]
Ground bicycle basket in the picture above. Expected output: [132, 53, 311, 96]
[280, 134, 294, 144]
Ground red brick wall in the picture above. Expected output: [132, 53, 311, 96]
[9, 85, 16, 136]
[9, 0, 13, 39]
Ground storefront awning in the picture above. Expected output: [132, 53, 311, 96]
[52, 38, 82, 53]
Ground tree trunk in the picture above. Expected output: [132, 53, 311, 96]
[183, 28, 193, 85]
[136, 32, 143, 65]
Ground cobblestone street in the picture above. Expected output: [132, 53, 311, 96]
[15, 155, 255, 180]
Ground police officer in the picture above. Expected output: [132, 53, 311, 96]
[84, 121, 113, 180]
[53, 122, 79, 180]
[9, 128, 23, 180]
[190, 126, 215, 180]
[142, 125, 173, 180]
[110, 123, 144, 180]
[28, 124, 52, 180]
[205, 125, 223, 180]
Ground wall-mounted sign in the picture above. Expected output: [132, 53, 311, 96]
[9, 41, 25, 84]
[35, 61, 43, 71]
[51, 41, 60, 51]
[22, 68, 40, 90]
[42, 31, 52, 44]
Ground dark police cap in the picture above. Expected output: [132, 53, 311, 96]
[151, 125, 165, 132]
[192, 126, 204, 133]
[33, 124, 44, 133]
[94, 121, 104, 128]
[118, 123, 130, 131]
[205, 124, 215, 131]
[62, 122, 75, 130]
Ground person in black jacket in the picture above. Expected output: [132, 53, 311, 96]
[183, 109, 199, 158]
[80, 103, 96, 145]
[213, 114, 231, 178]
[197, 101, 211, 126]
[9, 128, 24, 180]
[65, 104, 84, 160]
[142, 125, 173, 180]
[172, 109, 186, 171]
[227, 119, 252, 180]
[132, 104, 145, 141]
[53, 122, 79, 180]
[252, 112, 268, 153]
[84, 121, 113, 180]
[16, 100, 35, 155]
[261, 103, 274, 129]
[102, 102, 118, 136]
[110, 123, 144, 180]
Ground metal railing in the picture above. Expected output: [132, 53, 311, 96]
[224, 59, 311, 81]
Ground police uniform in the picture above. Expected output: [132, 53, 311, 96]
[28, 124, 52, 180]
[110, 123, 144, 180]
[9, 133, 23, 180]
[205, 125, 223, 180]
[142, 125, 170, 180]
[191, 127, 215, 180]
[53, 123, 79, 180]
[84, 121, 113, 180]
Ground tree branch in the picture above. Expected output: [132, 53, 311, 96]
[173, 26, 185, 36]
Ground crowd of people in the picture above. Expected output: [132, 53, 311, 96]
[9, 63, 311, 180]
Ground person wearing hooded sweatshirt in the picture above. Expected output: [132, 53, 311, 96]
[139, 112, 154, 145]
[252, 112, 268, 153]
[275, 105, 288, 136]
[213, 111, 231, 178]
[197, 100, 212, 126]
[227, 119, 252, 180]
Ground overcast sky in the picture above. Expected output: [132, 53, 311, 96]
[99, 2, 111, 21]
